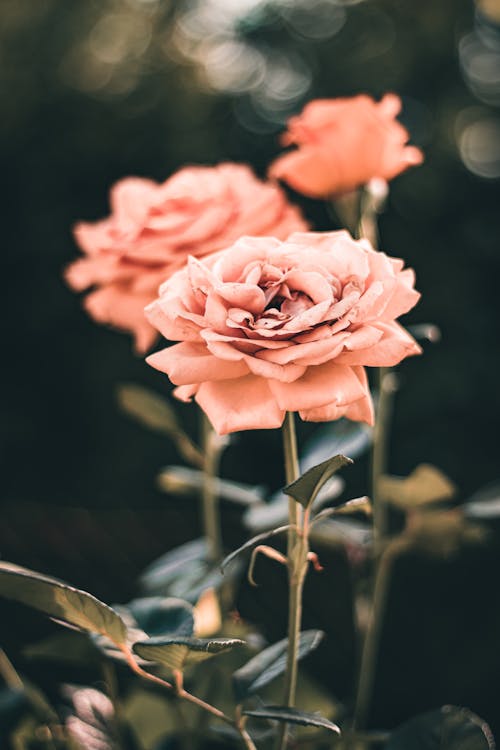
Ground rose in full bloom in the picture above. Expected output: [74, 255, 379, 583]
[65, 164, 308, 353]
[269, 94, 423, 198]
[145, 231, 421, 435]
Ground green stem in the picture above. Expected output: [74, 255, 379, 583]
[201, 413, 223, 562]
[276, 412, 309, 750]
[353, 537, 409, 732]
[352, 185, 395, 551]
[371, 368, 396, 553]
[0, 648, 23, 690]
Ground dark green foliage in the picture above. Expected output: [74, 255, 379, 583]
[233, 630, 324, 702]
[386, 706, 495, 749]
[243, 705, 340, 734]
[284, 455, 353, 509]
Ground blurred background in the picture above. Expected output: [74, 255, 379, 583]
[1, 0, 500, 738]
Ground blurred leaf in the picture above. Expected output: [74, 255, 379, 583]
[64, 685, 119, 750]
[123, 688, 180, 749]
[309, 517, 372, 551]
[463, 482, 500, 520]
[126, 597, 194, 638]
[406, 510, 487, 557]
[312, 496, 372, 525]
[386, 705, 494, 749]
[243, 706, 341, 734]
[284, 455, 353, 509]
[157, 466, 263, 506]
[232, 629, 324, 702]
[406, 323, 441, 344]
[117, 384, 203, 467]
[24, 631, 100, 665]
[133, 637, 245, 674]
[0, 562, 127, 645]
[221, 524, 291, 573]
[208, 723, 275, 744]
[140, 538, 208, 593]
[117, 383, 181, 435]
[379, 464, 456, 510]
[140, 539, 239, 603]
[301, 420, 372, 467]
[193, 589, 221, 638]
[0, 687, 29, 736]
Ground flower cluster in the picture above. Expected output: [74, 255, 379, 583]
[145, 232, 420, 434]
[67, 93, 423, 433]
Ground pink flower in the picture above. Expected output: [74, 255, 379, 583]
[146, 231, 421, 435]
[65, 164, 308, 353]
[269, 94, 423, 198]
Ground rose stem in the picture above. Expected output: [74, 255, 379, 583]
[201, 412, 223, 562]
[354, 186, 391, 552]
[276, 412, 310, 750]
[352, 536, 408, 732]
[370, 369, 397, 552]
[352, 185, 400, 740]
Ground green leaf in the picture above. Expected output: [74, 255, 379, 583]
[379, 464, 456, 509]
[157, 466, 264, 506]
[140, 539, 209, 593]
[24, 632, 100, 665]
[117, 383, 181, 435]
[243, 706, 340, 734]
[464, 482, 500, 520]
[221, 525, 291, 573]
[133, 637, 245, 674]
[0, 562, 127, 645]
[140, 539, 241, 602]
[284, 455, 353, 509]
[232, 629, 324, 702]
[302, 420, 372, 466]
[117, 384, 203, 467]
[0, 688, 29, 736]
[311, 497, 372, 526]
[386, 705, 494, 749]
[405, 510, 486, 557]
[244, 426, 362, 534]
[126, 597, 194, 638]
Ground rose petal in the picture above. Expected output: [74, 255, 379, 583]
[84, 286, 156, 354]
[268, 361, 367, 411]
[146, 342, 249, 385]
[336, 322, 421, 366]
[173, 384, 199, 402]
[256, 331, 350, 366]
[196, 375, 285, 434]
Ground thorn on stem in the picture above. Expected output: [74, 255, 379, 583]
[307, 551, 324, 572]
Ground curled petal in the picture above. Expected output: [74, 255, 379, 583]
[146, 342, 249, 385]
[336, 322, 421, 366]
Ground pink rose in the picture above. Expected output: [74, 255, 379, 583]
[65, 164, 308, 353]
[145, 231, 421, 435]
[269, 94, 423, 198]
